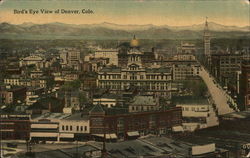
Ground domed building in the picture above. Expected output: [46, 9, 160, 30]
[97, 35, 172, 98]
[118, 35, 156, 68]
[130, 35, 139, 48]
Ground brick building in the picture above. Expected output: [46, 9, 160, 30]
[89, 104, 182, 140]
[0, 114, 31, 140]
[240, 60, 250, 110]
[0, 86, 27, 104]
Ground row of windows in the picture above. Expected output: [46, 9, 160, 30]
[99, 84, 169, 90]
[99, 75, 121, 79]
[131, 106, 156, 111]
[61, 125, 87, 132]
[99, 74, 170, 80]
[182, 106, 207, 111]
[99, 81, 169, 85]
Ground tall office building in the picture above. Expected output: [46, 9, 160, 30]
[204, 17, 211, 57]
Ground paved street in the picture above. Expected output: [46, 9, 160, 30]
[199, 66, 235, 115]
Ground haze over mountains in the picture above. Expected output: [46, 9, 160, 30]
[0, 22, 249, 40]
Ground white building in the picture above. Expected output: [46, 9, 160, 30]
[59, 48, 82, 70]
[68, 50, 81, 70]
[30, 113, 71, 141]
[174, 96, 219, 132]
[30, 113, 90, 142]
[19, 55, 45, 68]
[97, 46, 172, 98]
[93, 98, 117, 108]
[94, 49, 118, 66]
[59, 113, 89, 141]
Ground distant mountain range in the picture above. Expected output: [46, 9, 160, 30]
[0, 22, 249, 40]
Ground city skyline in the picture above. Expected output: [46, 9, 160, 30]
[0, 0, 249, 26]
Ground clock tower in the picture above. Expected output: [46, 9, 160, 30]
[204, 17, 211, 57]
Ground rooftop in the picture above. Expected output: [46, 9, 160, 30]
[64, 113, 89, 121]
[89, 104, 105, 114]
[146, 67, 171, 73]
[172, 96, 209, 105]
[130, 95, 157, 106]
[32, 112, 71, 120]
[99, 66, 121, 73]
[93, 93, 122, 100]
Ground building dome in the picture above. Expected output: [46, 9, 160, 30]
[130, 35, 139, 47]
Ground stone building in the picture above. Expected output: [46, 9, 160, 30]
[240, 60, 250, 110]
[210, 51, 242, 88]
[118, 36, 155, 68]
[97, 36, 172, 98]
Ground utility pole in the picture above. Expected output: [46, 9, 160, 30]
[75, 138, 79, 158]
[101, 121, 108, 158]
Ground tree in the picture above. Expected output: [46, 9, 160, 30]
[61, 80, 81, 91]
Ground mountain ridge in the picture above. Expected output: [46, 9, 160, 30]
[0, 22, 249, 40]
[5, 21, 249, 32]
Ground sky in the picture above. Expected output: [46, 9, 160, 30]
[0, 0, 249, 26]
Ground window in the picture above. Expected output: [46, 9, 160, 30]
[66, 125, 68, 131]
[62, 125, 64, 130]
[70, 126, 72, 131]
[77, 126, 79, 131]
[85, 126, 87, 131]
[81, 126, 83, 131]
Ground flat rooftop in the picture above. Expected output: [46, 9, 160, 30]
[172, 96, 209, 105]
[32, 112, 71, 120]
[64, 113, 89, 121]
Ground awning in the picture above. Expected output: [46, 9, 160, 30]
[93, 134, 104, 137]
[172, 126, 184, 132]
[60, 133, 74, 138]
[31, 124, 58, 129]
[30, 132, 58, 137]
[127, 131, 140, 137]
[109, 133, 117, 139]
[92, 133, 117, 139]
